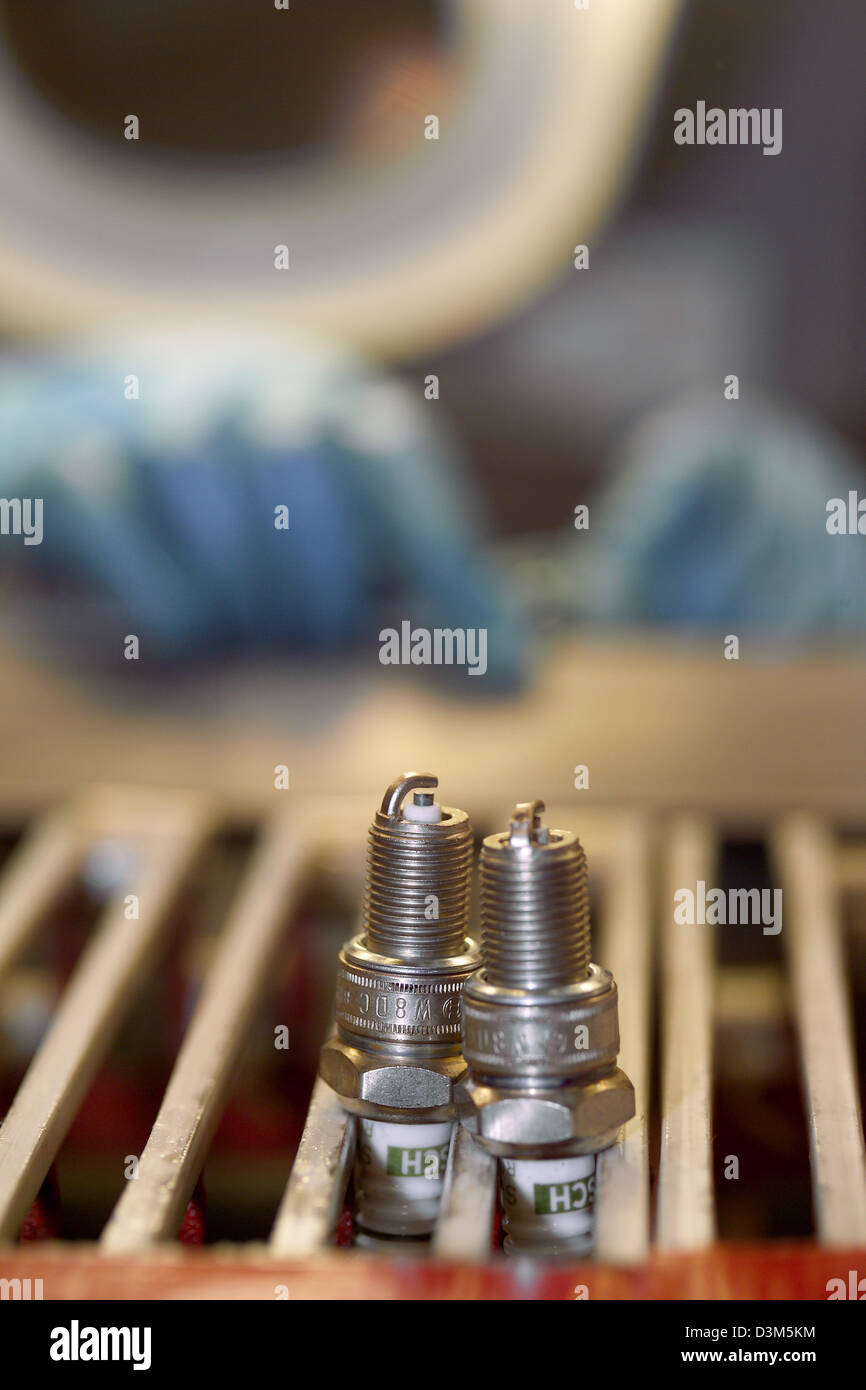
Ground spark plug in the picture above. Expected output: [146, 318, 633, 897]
[457, 801, 635, 1257]
[319, 772, 479, 1244]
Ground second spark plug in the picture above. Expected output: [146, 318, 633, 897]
[457, 800, 635, 1257]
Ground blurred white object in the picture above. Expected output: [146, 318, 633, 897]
[0, 0, 681, 356]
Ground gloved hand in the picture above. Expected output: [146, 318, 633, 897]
[568, 393, 866, 636]
[0, 333, 524, 687]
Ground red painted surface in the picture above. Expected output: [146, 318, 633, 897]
[2, 1244, 864, 1300]
[178, 1181, 206, 1245]
[335, 1204, 354, 1248]
[18, 1165, 61, 1243]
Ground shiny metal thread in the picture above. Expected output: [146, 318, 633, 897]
[480, 801, 591, 990]
[363, 775, 473, 963]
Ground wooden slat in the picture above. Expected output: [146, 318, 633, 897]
[102, 810, 314, 1252]
[0, 796, 210, 1242]
[595, 814, 653, 1263]
[655, 816, 716, 1250]
[5, 636, 866, 822]
[432, 1124, 497, 1262]
[835, 841, 866, 893]
[0, 807, 82, 982]
[772, 815, 866, 1246]
[270, 1077, 355, 1256]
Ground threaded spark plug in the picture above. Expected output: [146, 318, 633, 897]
[319, 772, 479, 1244]
[459, 800, 635, 1257]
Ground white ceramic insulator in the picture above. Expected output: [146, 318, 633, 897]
[401, 798, 442, 824]
[354, 1118, 452, 1240]
[500, 1153, 596, 1257]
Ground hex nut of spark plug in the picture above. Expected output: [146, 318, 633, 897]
[319, 1035, 467, 1123]
[455, 1069, 635, 1159]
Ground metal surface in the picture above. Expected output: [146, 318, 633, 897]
[0, 790, 211, 1242]
[461, 966, 620, 1079]
[459, 802, 635, 1159]
[0, 806, 82, 982]
[320, 772, 479, 1120]
[457, 1072, 636, 1159]
[363, 772, 473, 961]
[771, 815, 866, 1247]
[331, 944, 475, 1048]
[319, 1041, 467, 1120]
[655, 816, 716, 1252]
[594, 815, 653, 1266]
[479, 801, 592, 987]
[432, 1125, 497, 1263]
[101, 809, 315, 1253]
[0, 783, 863, 1293]
[270, 1078, 355, 1257]
[456, 802, 636, 1257]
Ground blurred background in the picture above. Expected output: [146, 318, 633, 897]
[0, 0, 864, 1270]
[0, 0, 863, 811]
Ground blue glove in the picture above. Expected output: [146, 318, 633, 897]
[569, 393, 866, 637]
[0, 334, 525, 687]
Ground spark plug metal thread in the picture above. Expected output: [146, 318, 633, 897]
[459, 801, 635, 1258]
[319, 773, 479, 1244]
[364, 782, 472, 962]
[480, 803, 591, 989]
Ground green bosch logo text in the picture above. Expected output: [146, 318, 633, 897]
[386, 1144, 449, 1179]
[534, 1174, 595, 1215]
